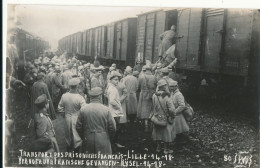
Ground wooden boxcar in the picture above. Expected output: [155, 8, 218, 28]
[105, 23, 115, 59]
[136, 9, 178, 64]
[93, 26, 107, 58]
[86, 28, 95, 58]
[175, 8, 259, 84]
[113, 18, 137, 67]
[76, 32, 83, 55]
[175, 8, 204, 70]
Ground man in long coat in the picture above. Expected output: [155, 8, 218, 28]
[51, 69, 64, 110]
[137, 65, 157, 131]
[158, 25, 177, 57]
[76, 87, 116, 155]
[58, 78, 86, 152]
[45, 67, 54, 96]
[31, 72, 56, 120]
[123, 66, 139, 123]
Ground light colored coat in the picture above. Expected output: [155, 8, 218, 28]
[76, 102, 116, 154]
[116, 82, 127, 123]
[107, 84, 123, 118]
[58, 92, 86, 149]
[158, 30, 176, 57]
[123, 75, 138, 115]
[152, 93, 176, 142]
[61, 70, 73, 90]
[137, 72, 157, 119]
[170, 89, 189, 134]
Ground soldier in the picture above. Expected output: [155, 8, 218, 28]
[90, 67, 102, 87]
[158, 25, 178, 58]
[106, 71, 125, 148]
[133, 61, 143, 73]
[152, 80, 175, 154]
[76, 87, 116, 155]
[137, 64, 157, 132]
[34, 94, 59, 152]
[51, 68, 64, 111]
[61, 63, 73, 92]
[58, 78, 86, 152]
[31, 72, 56, 120]
[123, 66, 139, 124]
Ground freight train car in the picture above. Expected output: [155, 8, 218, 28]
[11, 28, 50, 80]
[58, 8, 259, 88]
[175, 8, 259, 87]
[108, 18, 137, 68]
[135, 9, 178, 64]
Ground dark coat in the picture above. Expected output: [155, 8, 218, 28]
[76, 101, 116, 154]
[34, 109, 59, 152]
[31, 80, 56, 120]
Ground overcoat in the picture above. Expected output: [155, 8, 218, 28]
[58, 92, 86, 149]
[116, 82, 127, 123]
[152, 93, 176, 142]
[107, 84, 124, 118]
[51, 73, 63, 103]
[34, 109, 59, 152]
[76, 102, 116, 154]
[158, 30, 176, 57]
[31, 80, 56, 120]
[170, 89, 189, 134]
[137, 72, 157, 119]
[61, 70, 73, 91]
[123, 75, 138, 115]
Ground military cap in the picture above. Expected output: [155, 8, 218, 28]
[142, 65, 147, 71]
[48, 64, 52, 68]
[110, 71, 121, 80]
[169, 80, 178, 87]
[157, 79, 167, 87]
[111, 63, 116, 68]
[37, 72, 45, 79]
[68, 78, 80, 86]
[34, 94, 47, 105]
[125, 66, 132, 73]
[161, 67, 169, 73]
[89, 87, 103, 96]
[109, 66, 116, 72]
[133, 71, 139, 76]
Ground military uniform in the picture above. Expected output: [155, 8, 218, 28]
[34, 95, 59, 152]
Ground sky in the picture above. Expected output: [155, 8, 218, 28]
[10, 5, 160, 50]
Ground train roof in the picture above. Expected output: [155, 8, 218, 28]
[136, 8, 178, 16]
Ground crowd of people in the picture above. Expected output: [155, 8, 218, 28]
[4, 25, 194, 165]
[5, 50, 193, 157]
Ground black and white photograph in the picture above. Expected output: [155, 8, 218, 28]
[3, 0, 260, 167]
